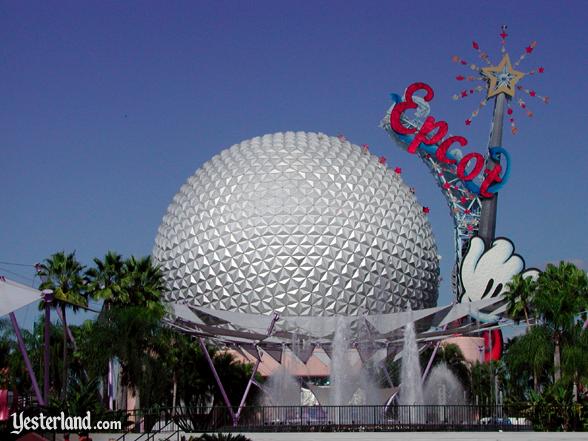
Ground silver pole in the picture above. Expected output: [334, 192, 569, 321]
[478, 92, 506, 247]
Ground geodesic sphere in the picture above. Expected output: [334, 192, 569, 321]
[153, 132, 439, 316]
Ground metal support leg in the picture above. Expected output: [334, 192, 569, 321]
[421, 341, 441, 383]
[235, 313, 279, 420]
[198, 337, 237, 425]
[380, 359, 394, 388]
[10, 313, 44, 406]
[422, 314, 452, 383]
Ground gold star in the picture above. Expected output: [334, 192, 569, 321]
[481, 53, 525, 99]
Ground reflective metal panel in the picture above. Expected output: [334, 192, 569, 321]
[153, 132, 439, 315]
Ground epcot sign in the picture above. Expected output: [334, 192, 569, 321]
[389, 81, 510, 198]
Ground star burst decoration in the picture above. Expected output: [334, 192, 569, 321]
[451, 26, 548, 134]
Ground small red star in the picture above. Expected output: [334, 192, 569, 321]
[379, 156, 386, 165]
[461, 90, 468, 97]
[500, 32, 508, 39]
[456, 75, 465, 81]
[472, 41, 479, 50]
[538, 67, 545, 73]
[507, 108, 513, 115]
[460, 197, 467, 204]
[443, 183, 451, 190]
[465, 209, 471, 214]
[530, 90, 536, 97]
[465, 119, 472, 126]
[394, 167, 402, 174]
[525, 46, 534, 53]
[423, 207, 430, 214]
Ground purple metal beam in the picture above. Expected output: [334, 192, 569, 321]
[235, 313, 279, 420]
[380, 359, 394, 388]
[422, 315, 452, 383]
[421, 341, 440, 383]
[198, 337, 237, 425]
[43, 290, 53, 404]
[10, 313, 44, 406]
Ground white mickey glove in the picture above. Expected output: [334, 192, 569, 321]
[460, 237, 539, 302]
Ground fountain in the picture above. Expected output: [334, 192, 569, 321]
[328, 316, 382, 406]
[423, 362, 467, 423]
[398, 320, 424, 405]
[424, 362, 466, 405]
[256, 313, 473, 428]
[262, 345, 300, 406]
[262, 316, 436, 411]
[329, 316, 358, 405]
[263, 366, 300, 406]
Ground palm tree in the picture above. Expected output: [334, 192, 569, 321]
[120, 256, 167, 317]
[85, 251, 127, 310]
[532, 262, 588, 382]
[86, 253, 166, 315]
[85, 251, 128, 406]
[84, 254, 168, 410]
[561, 323, 588, 400]
[504, 325, 553, 392]
[504, 273, 537, 328]
[37, 251, 87, 400]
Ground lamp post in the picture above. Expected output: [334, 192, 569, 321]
[37, 263, 54, 405]
[42, 289, 53, 404]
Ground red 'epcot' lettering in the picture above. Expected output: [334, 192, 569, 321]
[457, 152, 485, 181]
[407, 116, 448, 154]
[390, 82, 434, 135]
[436, 136, 467, 164]
[479, 165, 503, 198]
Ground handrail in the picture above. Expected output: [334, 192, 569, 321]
[113, 404, 532, 434]
[116, 413, 175, 441]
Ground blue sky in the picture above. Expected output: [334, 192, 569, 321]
[1, 1, 586, 326]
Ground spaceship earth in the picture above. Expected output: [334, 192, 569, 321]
[153, 131, 439, 316]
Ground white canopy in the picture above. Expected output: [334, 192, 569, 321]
[437, 296, 504, 327]
[165, 296, 510, 348]
[0, 278, 42, 317]
[366, 304, 453, 335]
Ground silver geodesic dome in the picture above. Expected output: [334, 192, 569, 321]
[153, 132, 439, 316]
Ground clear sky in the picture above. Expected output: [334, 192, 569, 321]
[1, 1, 586, 326]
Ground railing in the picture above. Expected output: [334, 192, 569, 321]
[110, 404, 532, 433]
